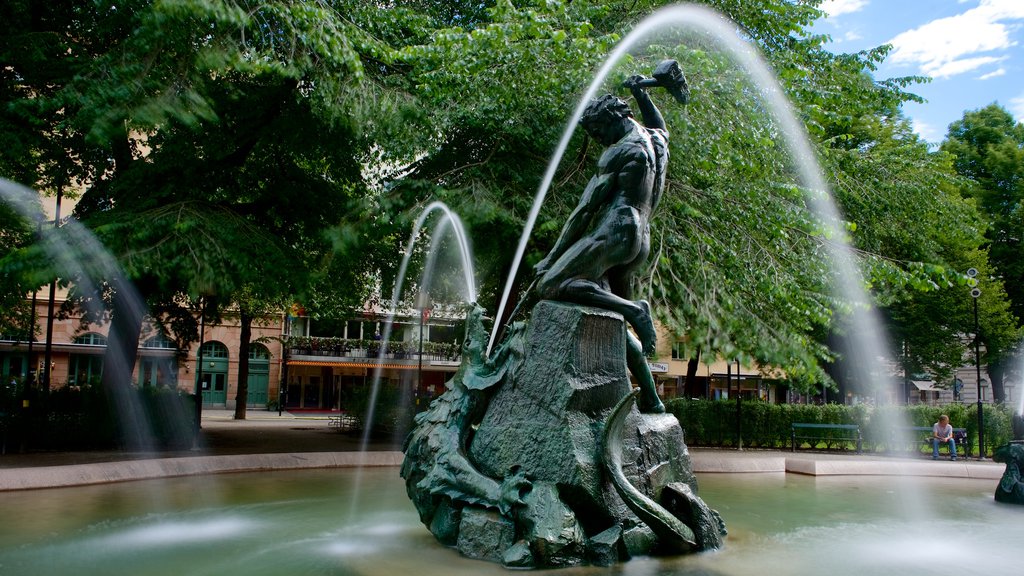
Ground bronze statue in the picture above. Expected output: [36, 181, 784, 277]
[401, 61, 721, 569]
[535, 66, 685, 414]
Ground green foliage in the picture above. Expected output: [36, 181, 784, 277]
[1, 0, 1012, 401]
[0, 194, 39, 338]
[940, 104, 1024, 401]
[344, 381, 414, 438]
[13, 384, 195, 450]
[382, 0, 992, 394]
[667, 398, 1014, 456]
[1, 0, 409, 369]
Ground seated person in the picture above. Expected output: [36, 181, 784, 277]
[931, 414, 958, 461]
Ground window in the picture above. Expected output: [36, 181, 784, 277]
[671, 342, 685, 360]
[249, 343, 271, 360]
[346, 320, 362, 339]
[142, 334, 175, 349]
[69, 354, 103, 386]
[430, 324, 456, 343]
[74, 333, 108, 346]
[361, 321, 378, 340]
[200, 341, 229, 358]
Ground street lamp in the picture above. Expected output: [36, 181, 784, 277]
[416, 292, 432, 410]
[194, 297, 206, 445]
[967, 268, 985, 459]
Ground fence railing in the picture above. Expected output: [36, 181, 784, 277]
[286, 336, 460, 362]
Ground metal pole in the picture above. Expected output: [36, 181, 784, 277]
[735, 359, 742, 451]
[42, 185, 62, 394]
[194, 299, 206, 439]
[25, 289, 37, 392]
[417, 308, 425, 404]
[974, 296, 985, 458]
[279, 315, 289, 416]
[416, 294, 430, 410]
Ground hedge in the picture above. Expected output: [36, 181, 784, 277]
[2, 385, 196, 452]
[665, 398, 1014, 457]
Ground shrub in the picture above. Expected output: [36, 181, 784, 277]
[665, 398, 1013, 455]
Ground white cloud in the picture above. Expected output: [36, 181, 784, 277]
[979, 67, 1007, 79]
[843, 31, 863, 42]
[911, 117, 943, 144]
[1009, 94, 1024, 123]
[930, 55, 1006, 79]
[820, 0, 869, 18]
[887, 0, 1024, 78]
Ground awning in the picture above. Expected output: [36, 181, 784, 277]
[911, 380, 937, 391]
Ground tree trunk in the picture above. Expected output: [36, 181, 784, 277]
[988, 356, 1006, 404]
[684, 350, 701, 398]
[234, 310, 252, 420]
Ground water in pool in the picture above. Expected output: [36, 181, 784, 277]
[0, 467, 1014, 576]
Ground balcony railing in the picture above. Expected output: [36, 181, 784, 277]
[286, 336, 460, 362]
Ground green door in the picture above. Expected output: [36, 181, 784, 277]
[197, 341, 229, 406]
[247, 371, 269, 406]
[200, 372, 228, 405]
[245, 344, 271, 407]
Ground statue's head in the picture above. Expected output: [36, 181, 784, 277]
[580, 95, 634, 145]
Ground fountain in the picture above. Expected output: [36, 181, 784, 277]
[399, 52, 727, 567]
[397, 3, 922, 568]
[2, 2, 1019, 576]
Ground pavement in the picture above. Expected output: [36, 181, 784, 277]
[0, 409, 1006, 491]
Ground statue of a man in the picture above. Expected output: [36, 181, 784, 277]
[535, 77, 669, 413]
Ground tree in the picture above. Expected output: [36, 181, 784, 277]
[0, 183, 41, 341]
[1, 1, 416, 416]
[386, 0, 979, 394]
[2, 0, 1006, 408]
[941, 104, 1024, 402]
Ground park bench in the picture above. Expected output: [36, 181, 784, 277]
[892, 426, 970, 457]
[328, 413, 360, 432]
[791, 423, 862, 453]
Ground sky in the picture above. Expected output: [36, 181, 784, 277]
[814, 0, 1024, 143]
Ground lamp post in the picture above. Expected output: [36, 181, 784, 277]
[194, 298, 206, 443]
[967, 268, 985, 459]
[416, 293, 431, 410]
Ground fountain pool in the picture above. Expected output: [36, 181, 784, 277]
[0, 468, 1012, 576]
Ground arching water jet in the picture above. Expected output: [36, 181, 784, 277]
[0, 178, 159, 452]
[350, 200, 477, 519]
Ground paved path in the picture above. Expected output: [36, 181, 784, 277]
[0, 409, 1005, 491]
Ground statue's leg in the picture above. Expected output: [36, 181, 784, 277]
[563, 280, 656, 355]
[538, 235, 656, 354]
[634, 300, 656, 356]
[626, 331, 665, 414]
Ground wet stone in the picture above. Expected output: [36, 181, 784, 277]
[456, 507, 515, 563]
[587, 525, 624, 566]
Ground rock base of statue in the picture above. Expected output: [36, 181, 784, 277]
[993, 441, 1024, 505]
[401, 301, 724, 568]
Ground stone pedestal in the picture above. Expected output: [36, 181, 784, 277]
[469, 301, 632, 513]
[402, 300, 716, 568]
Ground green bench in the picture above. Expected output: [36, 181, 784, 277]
[895, 426, 970, 457]
[791, 423, 862, 453]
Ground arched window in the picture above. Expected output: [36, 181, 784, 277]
[249, 343, 271, 360]
[73, 333, 107, 346]
[199, 341, 229, 359]
[143, 334, 175, 349]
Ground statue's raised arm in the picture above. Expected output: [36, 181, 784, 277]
[623, 74, 667, 132]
